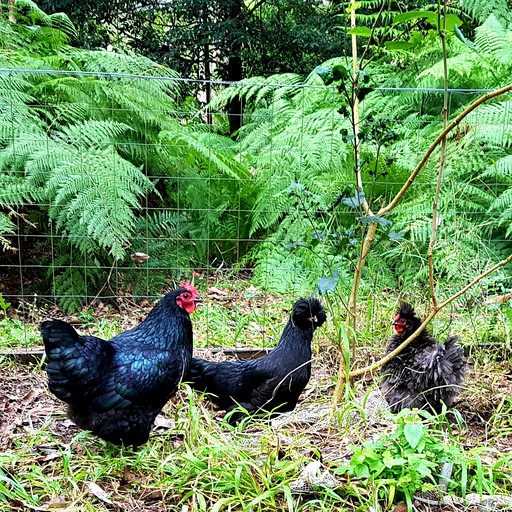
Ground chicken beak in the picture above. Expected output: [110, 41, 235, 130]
[194, 297, 203, 304]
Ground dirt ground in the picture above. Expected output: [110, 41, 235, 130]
[2, 356, 512, 450]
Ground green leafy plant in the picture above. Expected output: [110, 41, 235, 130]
[0, 293, 10, 318]
[200, 6, 512, 338]
[338, 409, 460, 509]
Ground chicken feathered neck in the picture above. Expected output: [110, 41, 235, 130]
[124, 285, 201, 350]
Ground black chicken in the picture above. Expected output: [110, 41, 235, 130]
[380, 303, 466, 413]
[40, 283, 202, 447]
[187, 297, 326, 423]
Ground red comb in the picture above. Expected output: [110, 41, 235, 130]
[181, 281, 200, 296]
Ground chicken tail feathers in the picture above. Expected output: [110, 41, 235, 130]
[443, 335, 466, 378]
[40, 319, 112, 405]
[40, 319, 80, 351]
[444, 335, 462, 348]
[292, 298, 326, 330]
[187, 357, 213, 391]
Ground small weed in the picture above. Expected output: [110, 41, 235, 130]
[0, 319, 40, 350]
[489, 397, 512, 438]
[337, 409, 456, 508]
[0, 293, 11, 318]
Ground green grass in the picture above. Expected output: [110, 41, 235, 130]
[0, 389, 317, 511]
[0, 319, 40, 350]
[2, 384, 511, 511]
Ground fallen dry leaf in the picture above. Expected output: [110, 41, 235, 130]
[85, 481, 113, 505]
[130, 252, 150, 263]
[153, 415, 174, 429]
[207, 286, 229, 297]
[46, 498, 73, 509]
[249, 321, 265, 333]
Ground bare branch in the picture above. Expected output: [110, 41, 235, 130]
[428, 0, 449, 307]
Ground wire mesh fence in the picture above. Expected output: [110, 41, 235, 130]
[0, 67, 511, 350]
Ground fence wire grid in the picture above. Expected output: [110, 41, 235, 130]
[0, 68, 511, 349]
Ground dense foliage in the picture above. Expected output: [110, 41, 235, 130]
[209, 7, 512, 300]
[37, 0, 344, 78]
[0, 0, 253, 310]
[0, 0, 511, 310]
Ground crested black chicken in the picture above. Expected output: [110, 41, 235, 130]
[380, 302, 466, 413]
[40, 283, 202, 447]
[187, 297, 326, 423]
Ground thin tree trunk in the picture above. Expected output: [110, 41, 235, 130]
[225, 0, 244, 137]
[226, 54, 243, 136]
[9, 0, 15, 22]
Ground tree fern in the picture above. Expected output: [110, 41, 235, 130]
[459, 0, 511, 24]
[474, 14, 510, 62]
[45, 243, 105, 312]
[0, 0, 76, 52]
[0, 118, 153, 259]
[224, 10, 512, 295]
[0, 2, 258, 310]
[116, 210, 194, 297]
[0, 213, 15, 250]
[208, 73, 305, 112]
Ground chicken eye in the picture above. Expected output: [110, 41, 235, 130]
[182, 293, 190, 299]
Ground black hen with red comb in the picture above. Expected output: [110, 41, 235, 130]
[40, 283, 202, 446]
[380, 302, 466, 413]
[187, 297, 326, 423]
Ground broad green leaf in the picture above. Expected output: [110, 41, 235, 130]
[443, 14, 464, 32]
[383, 450, 407, 468]
[332, 64, 351, 82]
[354, 464, 370, 478]
[394, 10, 462, 31]
[404, 422, 424, 449]
[360, 215, 392, 230]
[393, 10, 436, 24]
[356, 86, 374, 101]
[313, 65, 334, 85]
[347, 27, 372, 37]
[388, 231, 405, 241]
[454, 24, 475, 49]
[385, 41, 416, 50]
[285, 241, 308, 251]
[342, 188, 365, 208]
[318, 271, 340, 293]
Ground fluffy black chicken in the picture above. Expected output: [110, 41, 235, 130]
[187, 297, 326, 423]
[40, 283, 202, 447]
[380, 303, 466, 413]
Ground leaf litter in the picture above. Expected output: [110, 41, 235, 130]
[1, 352, 511, 511]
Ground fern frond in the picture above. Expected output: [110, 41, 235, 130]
[474, 14, 512, 64]
[460, 0, 511, 24]
[208, 73, 304, 112]
[0, 212, 15, 250]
